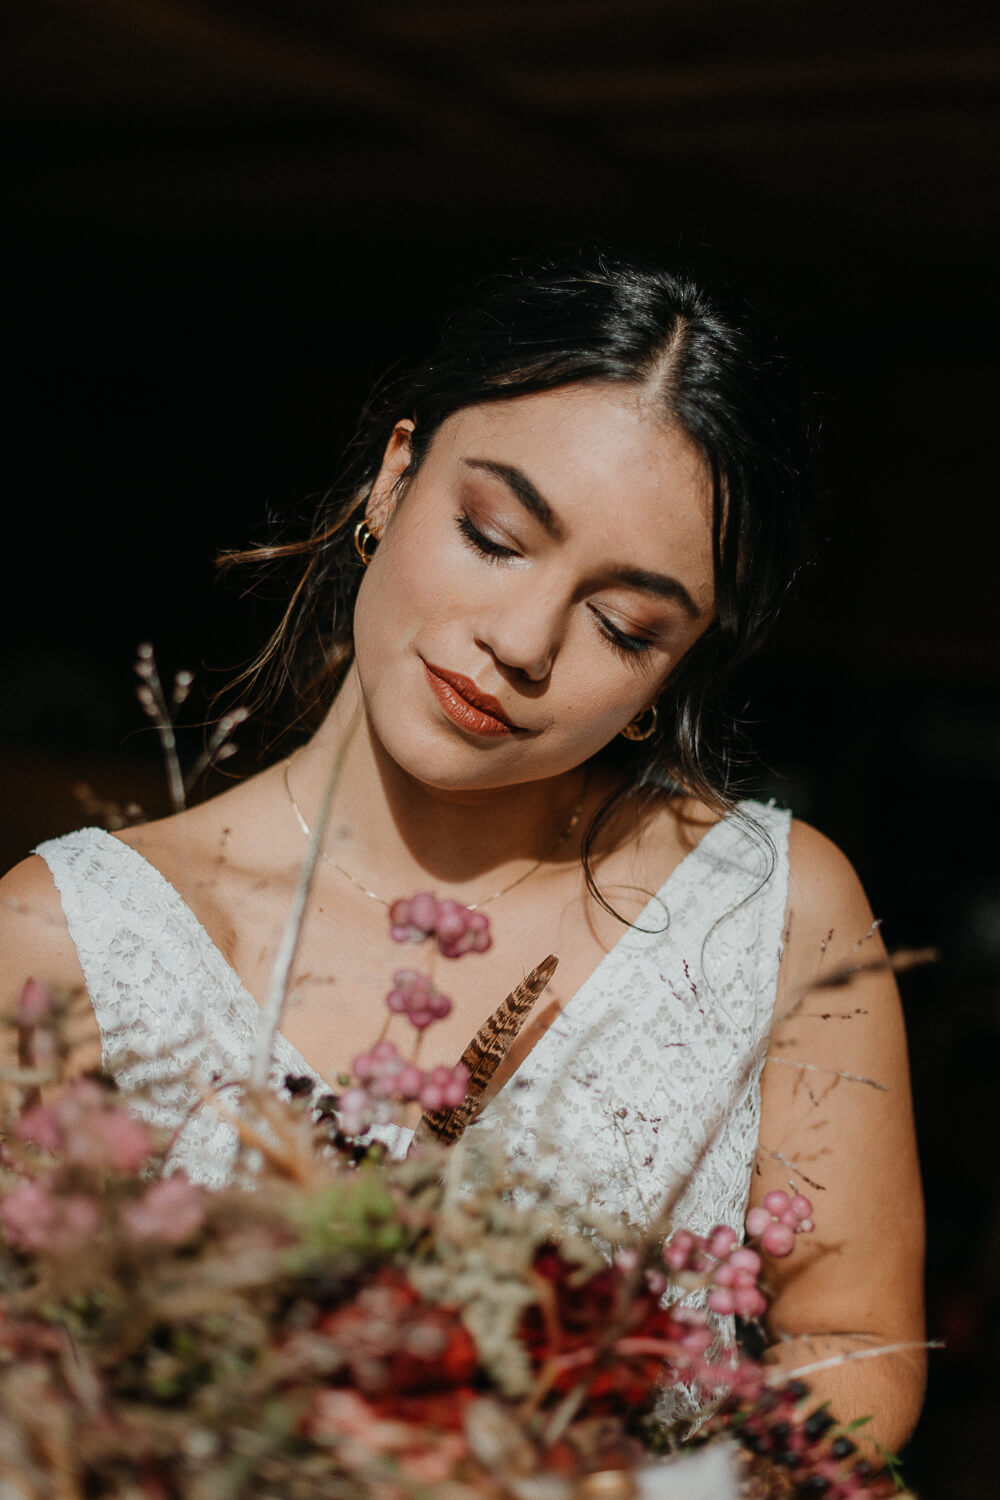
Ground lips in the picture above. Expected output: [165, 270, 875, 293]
[422, 662, 520, 737]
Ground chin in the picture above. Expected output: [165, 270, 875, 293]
[362, 701, 516, 793]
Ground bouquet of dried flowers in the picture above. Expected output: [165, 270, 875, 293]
[0, 654, 916, 1499]
[0, 929, 907, 1499]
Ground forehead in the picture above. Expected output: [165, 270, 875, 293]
[429, 383, 715, 596]
[435, 384, 708, 509]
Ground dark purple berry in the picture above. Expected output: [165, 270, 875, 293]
[796, 1479, 831, 1496]
[785, 1379, 809, 1402]
[284, 1074, 315, 1098]
[831, 1436, 857, 1460]
[804, 1409, 836, 1440]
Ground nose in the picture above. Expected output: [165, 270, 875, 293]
[474, 588, 563, 684]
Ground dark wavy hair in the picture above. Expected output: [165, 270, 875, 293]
[221, 252, 812, 905]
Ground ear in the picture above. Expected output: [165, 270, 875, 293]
[366, 419, 415, 536]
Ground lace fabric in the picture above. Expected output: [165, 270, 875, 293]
[35, 800, 790, 1230]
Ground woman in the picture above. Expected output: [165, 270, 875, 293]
[0, 255, 924, 1446]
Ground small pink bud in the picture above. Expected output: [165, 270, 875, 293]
[436, 905, 466, 942]
[336, 1086, 375, 1136]
[394, 1064, 424, 1100]
[728, 1246, 762, 1275]
[91, 1108, 155, 1173]
[441, 1076, 466, 1108]
[17, 978, 56, 1027]
[0, 1180, 99, 1255]
[707, 1287, 736, 1316]
[122, 1173, 206, 1245]
[763, 1189, 791, 1215]
[409, 892, 438, 931]
[761, 1221, 796, 1257]
[745, 1206, 772, 1238]
[708, 1224, 739, 1259]
[15, 1104, 62, 1154]
[664, 1230, 694, 1271]
[790, 1193, 813, 1220]
[736, 1287, 768, 1318]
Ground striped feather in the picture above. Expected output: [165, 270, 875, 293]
[414, 954, 558, 1146]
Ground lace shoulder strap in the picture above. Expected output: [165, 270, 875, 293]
[34, 828, 266, 1185]
[33, 828, 406, 1182]
[481, 797, 792, 1237]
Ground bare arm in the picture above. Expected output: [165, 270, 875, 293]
[752, 821, 926, 1453]
[0, 856, 102, 1079]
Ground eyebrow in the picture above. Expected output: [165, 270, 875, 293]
[605, 566, 702, 620]
[462, 458, 564, 539]
[461, 456, 703, 620]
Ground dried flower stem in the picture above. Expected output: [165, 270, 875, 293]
[197, 1079, 320, 1184]
[182, 707, 249, 793]
[779, 1338, 942, 1382]
[134, 643, 186, 815]
[249, 710, 359, 1090]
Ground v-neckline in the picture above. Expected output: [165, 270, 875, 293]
[103, 816, 733, 1109]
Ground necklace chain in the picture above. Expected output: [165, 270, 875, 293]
[282, 759, 584, 912]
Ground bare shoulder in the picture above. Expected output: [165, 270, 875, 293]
[782, 817, 883, 978]
[786, 816, 869, 899]
[0, 854, 86, 1000]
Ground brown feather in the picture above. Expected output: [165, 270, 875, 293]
[414, 954, 558, 1146]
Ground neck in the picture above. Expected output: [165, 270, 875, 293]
[287, 668, 591, 897]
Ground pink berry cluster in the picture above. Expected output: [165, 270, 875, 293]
[336, 1040, 470, 1138]
[663, 1224, 769, 1320]
[386, 970, 453, 1030]
[745, 1188, 815, 1259]
[388, 893, 491, 958]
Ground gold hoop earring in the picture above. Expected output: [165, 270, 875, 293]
[620, 704, 658, 742]
[353, 520, 378, 565]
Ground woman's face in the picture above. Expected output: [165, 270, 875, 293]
[352, 382, 716, 793]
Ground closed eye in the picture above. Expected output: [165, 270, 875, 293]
[590, 607, 656, 659]
[459, 511, 656, 660]
[456, 513, 519, 562]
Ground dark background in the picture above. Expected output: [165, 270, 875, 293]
[2, 4, 998, 1493]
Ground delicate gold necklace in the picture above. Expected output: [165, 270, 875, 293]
[282, 759, 585, 912]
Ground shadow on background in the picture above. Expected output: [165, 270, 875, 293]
[3, 5, 999, 1494]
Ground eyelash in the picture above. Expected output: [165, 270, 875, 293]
[592, 611, 655, 659]
[456, 512, 517, 562]
[455, 512, 655, 659]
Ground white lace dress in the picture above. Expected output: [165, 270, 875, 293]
[35, 799, 790, 1241]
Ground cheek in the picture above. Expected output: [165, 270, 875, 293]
[352, 522, 463, 669]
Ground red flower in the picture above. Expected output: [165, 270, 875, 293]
[316, 1270, 479, 1399]
[518, 1245, 692, 1414]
